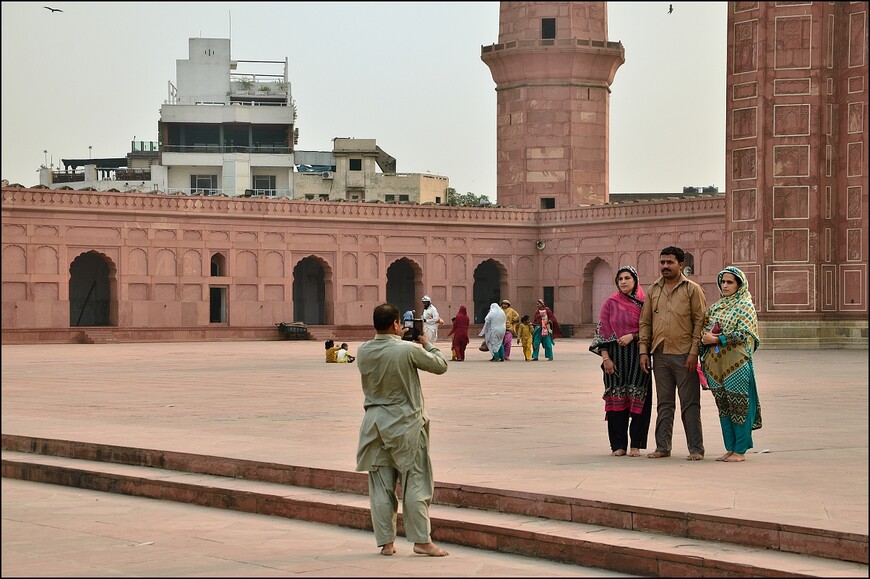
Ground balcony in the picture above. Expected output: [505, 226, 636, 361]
[162, 144, 292, 154]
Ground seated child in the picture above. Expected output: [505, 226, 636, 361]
[336, 343, 355, 363]
[325, 339, 340, 363]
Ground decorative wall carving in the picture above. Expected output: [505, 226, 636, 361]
[773, 78, 811, 95]
[773, 229, 809, 262]
[733, 81, 758, 100]
[773, 145, 810, 177]
[733, 20, 758, 74]
[847, 229, 863, 261]
[732, 188, 757, 221]
[772, 186, 809, 220]
[733, 107, 757, 139]
[848, 102, 864, 134]
[774, 15, 812, 70]
[774, 104, 810, 136]
[732, 147, 757, 180]
[847, 142, 864, 177]
[849, 11, 867, 68]
[733, 230, 757, 264]
[847, 187, 862, 220]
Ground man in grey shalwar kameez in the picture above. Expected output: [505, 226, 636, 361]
[355, 303, 450, 557]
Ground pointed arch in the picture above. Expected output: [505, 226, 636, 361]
[473, 259, 507, 324]
[292, 255, 333, 325]
[580, 257, 613, 325]
[386, 257, 422, 316]
[69, 250, 117, 327]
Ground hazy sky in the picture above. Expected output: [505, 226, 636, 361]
[1, 2, 727, 197]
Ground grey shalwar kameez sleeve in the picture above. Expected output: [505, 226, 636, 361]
[355, 333, 447, 547]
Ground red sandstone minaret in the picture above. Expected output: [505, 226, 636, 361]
[481, 2, 624, 209]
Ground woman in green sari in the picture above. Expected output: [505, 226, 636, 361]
[699, 266, 762, 462]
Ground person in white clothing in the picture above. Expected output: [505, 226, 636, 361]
[420, 295, 442, 343]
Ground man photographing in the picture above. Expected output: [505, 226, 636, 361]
[355, 303, 450, 557]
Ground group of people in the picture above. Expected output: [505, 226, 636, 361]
[447, 298, 561, 363]
[349, 248, 763, 558]
[324, 339, 355, 363]
[399, 294, 562, 364]
[589, 246, 762, 463]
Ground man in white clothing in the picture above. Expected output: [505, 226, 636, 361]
[420, 295, 442, 343]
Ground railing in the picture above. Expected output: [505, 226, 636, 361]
[115, 168, 152, 180]
[166, 188, 291, 198]
[481, 37, 623, 54]
[166, 188, 226, 197]
[51, 172, 86, 183]
[243, 189, 288, 198]
[162, 144, 291, 154]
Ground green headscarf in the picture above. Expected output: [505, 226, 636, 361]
[700, 266, 762, 428]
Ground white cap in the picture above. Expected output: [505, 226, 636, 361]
[422, 295, 431, 302]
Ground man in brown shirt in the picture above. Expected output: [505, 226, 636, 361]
[638, 246, 708, 460]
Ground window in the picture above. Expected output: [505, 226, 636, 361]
[399, 194, 409, 202]
[543, 287, 555, 310]
[542, 18, 556, 40]
[385, 194, 395, 202]
[435, 196, 441, 204]
[252, 175, 276, 197]
[540, 197, 555, 209]
[349, 158, 362, 171]
[191, 174, 218, 195]
[210, 253, 226, 276]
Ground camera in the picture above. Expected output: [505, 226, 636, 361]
[402, 318, 424, 341]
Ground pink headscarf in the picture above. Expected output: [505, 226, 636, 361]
[596, 266, 645, 339]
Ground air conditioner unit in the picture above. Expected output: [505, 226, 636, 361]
[321, 171, 334, 179]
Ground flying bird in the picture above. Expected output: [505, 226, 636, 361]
[44, 6, 63, 12]
[668, 4, 673, 14]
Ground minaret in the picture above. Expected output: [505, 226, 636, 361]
[481, 2, 624, 209]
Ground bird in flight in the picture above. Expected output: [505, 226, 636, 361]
[668, 4, 673, 14]
[44, 6, 63, 12]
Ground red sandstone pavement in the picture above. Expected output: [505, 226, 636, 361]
[1, 338, 867, 576]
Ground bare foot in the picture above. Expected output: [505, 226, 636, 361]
[414, 542, 449, 557]
[724, 453, 746, 462]
[380, 543, 396, 556]
[715, 451, 734, 462]
[628, 448, 641, 457]
[611, 449, 626, 456]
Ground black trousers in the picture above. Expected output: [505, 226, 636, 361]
[606, 385, 653, 451]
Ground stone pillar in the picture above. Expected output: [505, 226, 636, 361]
[725, 1, 868, 346]
[481, 2, 624, 210]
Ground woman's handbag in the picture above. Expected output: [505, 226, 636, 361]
[698, 359, 709, 390]
[478, 341, 489, 352]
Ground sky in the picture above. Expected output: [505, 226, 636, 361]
[1, 2, 727, 198]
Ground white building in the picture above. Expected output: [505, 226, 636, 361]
[38, 38, 448, 204]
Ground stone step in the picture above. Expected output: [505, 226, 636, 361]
[1, 447, 866, 577]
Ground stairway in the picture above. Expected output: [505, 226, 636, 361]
[2, 435, 866, 578]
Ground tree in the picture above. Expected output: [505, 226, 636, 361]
[447, 187, 492, 207]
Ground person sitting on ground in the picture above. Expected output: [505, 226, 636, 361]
[325, 339, 341, 363]
[337, 342, 356, 363]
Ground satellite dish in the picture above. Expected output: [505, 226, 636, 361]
[536, 240, 546, 250]
[683, 266, 693, 275]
